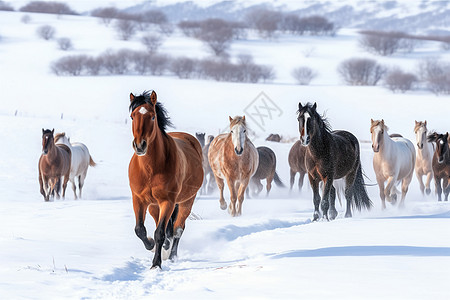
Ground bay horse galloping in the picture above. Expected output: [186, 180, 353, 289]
[38, 129, 71, 201]
[128, 91, 203, 269]
[208, 116, 259, 216]
[427, 132, 450, 201]
[371, 119, 416, 209]
[288, 140, 308, 193]
[414, 121, 434, 196]
[297, 103, 372, 221]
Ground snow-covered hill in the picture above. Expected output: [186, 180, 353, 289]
[0, 3, 450, 299]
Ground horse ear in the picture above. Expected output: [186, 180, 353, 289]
[150, 91, 157, 105]
[51, 129, 54, 134]
[371, 118, 374, 124]
[229, 116, 233, 122]
[424, 120, 427, 126]
[42, 128, 44, 134]
[298, 102, 302, 110]
[130, 93, 135, 102]
[312, 102, 317, 110]
[415, 120, 418, 125]
[243, 115, 246, 121]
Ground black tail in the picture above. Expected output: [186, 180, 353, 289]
[274, 172, 285, 188]
[352, 164, 373, 211]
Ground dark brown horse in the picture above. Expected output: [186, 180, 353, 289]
[249, 146, 284, 196]
[38, 129, 71, 201]
[288, 140, 308, 192]
[128, 91, 203, 269]
[427, 132, 450, 201]
[297, 102, 372, 221]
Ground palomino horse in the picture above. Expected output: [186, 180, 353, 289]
[55, 132, 96, 199]
[200, 135, 216, 195]
[128, 91, 203, 269]
[297, 103, 372, 221]
[288, 140, 308, 192]
[427, 132, 450, 201]
[414, 121, 434, 195]
[248, 146, 284, 196]
[370, 119, 416, 209]
[208, 116, 258, 216]
[38, 129, 71, 201]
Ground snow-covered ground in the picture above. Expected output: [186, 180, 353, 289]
[0, 4, 450, 299]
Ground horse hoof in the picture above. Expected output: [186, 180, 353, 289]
[162, 238, 173, 261]
[426, 188, 431, 195]
[146, 238, 156, 252]
[313, 212, 320, 222]
[220, 202, 227, 210]
[329, 210, 338, 221]
[150, 265, 161, 270]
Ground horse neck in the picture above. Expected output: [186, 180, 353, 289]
[47, 139, 59, 158]
[378, 131, 395, 153]
[309, 123, 331, 152]
[418, 141, 433, 159]
[142, 128, 173, 169]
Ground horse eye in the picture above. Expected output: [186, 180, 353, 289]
[231, 130, 234, 133]
[152, 116, 155, 121]
[244, 130, 246, 133]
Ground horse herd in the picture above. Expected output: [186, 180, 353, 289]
[38, 90, 449, 269]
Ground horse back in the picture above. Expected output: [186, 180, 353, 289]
[254, 146, 276, 179]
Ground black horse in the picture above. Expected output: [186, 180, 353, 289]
[297, 102, 372, 221]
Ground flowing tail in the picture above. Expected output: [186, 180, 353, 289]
[89, 156, 96, 167]
[274, 172, 285, 188]
[352, 164, 373, 211]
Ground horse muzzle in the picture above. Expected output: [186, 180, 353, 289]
[235, 147, 243, 156]
[300, 135, 310, 147]
[133, 139, 148, 156]
[372, 144, 379, 153]
[42, 149, 48, 155]
[417, 143, 423, 150]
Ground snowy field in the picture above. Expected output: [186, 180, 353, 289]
[0, 3, 450, 299]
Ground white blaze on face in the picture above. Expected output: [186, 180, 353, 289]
[301, 112, 310, 146]
[139, 107, 148, 115]
[231, 123, 246, 154]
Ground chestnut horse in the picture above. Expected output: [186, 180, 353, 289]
[208, 116, 258, 216]
[38, 129, 71, 201]
[414, 121, 434, 195]
[370, 119, 416, 209]
[427, 132, 450, 201]
[128, 91, 203, 269]
[288, 140, 308, 192]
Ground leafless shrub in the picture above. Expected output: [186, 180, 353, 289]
[84, 56, 103, 75]
[283, 15, 334, 36]
[171, 57, 197, 79]
[20, 1, 77, 15]
[114, 19, 137, 40]
[338, 58, 386, 86]
[56, 37, 73, 51]
[51, 55, 88, 76]
[178, 20, 202, 37]
[384, 68, 417, 93]
[291, 66, 318, 85]
[36, 25, 56, 40]
[148, 54, 170, 75]
[91, 7, 119, 26]
[418, 58, 450, 95]
[101, 49, 132, 74]
[21, 15, 31, 24]
[246, 8, 283, 38]
[0, 1, 14, 11]
[197, 19, 235, 56]
[130, 51, 152, 75]
[359, 31, 405, 56]
[141, 33, 164, 53]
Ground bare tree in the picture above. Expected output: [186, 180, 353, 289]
[101, 49, 132, 74]
[384, 68, 417, 93]
[141, 33, 164, 53]
[0, 1, 14, 11]
[418, 58, 450, 95]
[292, 66, 318, 85]
[36, 25, 56, 40]
[131, 51, 152, 75]
[148, 54, 170, 75]
[56, 37, 73, 51]
[91, 7, 119, 26]
[51, 55, 88, 76]
[246, 8, 282, 38]
[84, 56, 103, 75]
[359, 31, 404, 56]
[171, 57, 197, 79]
[197, 18, 235, 56]
[20, 1, 77, 15]
[114, 19, 137, 41]
[338, 58, 386, 86]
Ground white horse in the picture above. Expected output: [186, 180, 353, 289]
[55, 133, 96, 199]
[370, 119, 416, 209]
[414, 120, 434, 195]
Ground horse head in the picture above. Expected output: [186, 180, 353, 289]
[370, 119, 389, 153]
[229, 116, 247, 156]
[41, 128, 55, 155]
[414, 120, 428, 150]
[297, 102, 317, 146]
[428, 132, 449, 164]
[129, 90, 172, 156]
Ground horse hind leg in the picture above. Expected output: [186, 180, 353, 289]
[78, 172, 87, 199]
[162, 204, 178, 261]
[152, 201, 176, 269]
[266, 174, 274, 197]
[289, 169, 296, 192]
[170, 200, 195, 261]
[71, 179, 78, 200]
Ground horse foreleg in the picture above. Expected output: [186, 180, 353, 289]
[416, 171, 425, 195]
[39, 173, 46, 200]
[133, 197, 155, 252]
[215, 176, 227, 210]
[329, 185, 338, 220]
[376, 177, 387, 209]
[384, 176, 396, 204]
[152, 201, 175, 269]
[321, 178, 333, 221]
[435, 176, 442, 201]
[443, 178, 449, 202]
[425, 172, 433, 195]
[299, 171, 306, 192]
[309, 175, 321, 221]
[227, 179, 238, 217]
[236, 179, 250, 216]
[289, 169, 296, 192]
[61, 175, 70, 199]
[170, 199, 195, 261]
[399, 173, 414, 208]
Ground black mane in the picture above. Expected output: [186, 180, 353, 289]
[298, 102, 332, 133]
[129, 91, 173, 134]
